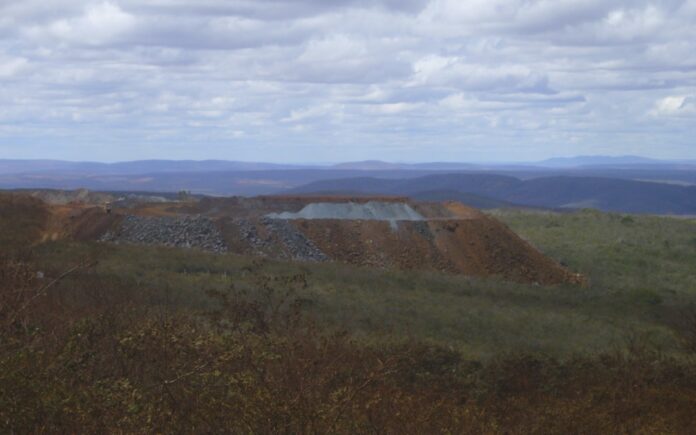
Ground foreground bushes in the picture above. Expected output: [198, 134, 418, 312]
[2, 255, 696, 433]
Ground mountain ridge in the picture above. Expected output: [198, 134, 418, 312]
[3, 155, 696, 176]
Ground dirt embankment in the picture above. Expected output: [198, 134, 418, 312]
[21, 194, 583, 285]
[285, 217, 580, 285]
[214, 198, 581, 285]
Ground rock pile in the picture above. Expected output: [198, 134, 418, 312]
[100, 215, 227, 253]
[267, 201, 425, 221]
[234, 218, 269, 255]
[262, 218, 329, 262]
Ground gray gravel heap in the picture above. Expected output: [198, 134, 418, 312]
[267, 201, 425, 221]
[262, 217, 329, 262]
[235, 218, 268, 255]
[100, 215, 228, 253]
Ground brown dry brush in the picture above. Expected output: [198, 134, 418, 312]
[3, 256, 696, 433]
[679, 303, 696, 354]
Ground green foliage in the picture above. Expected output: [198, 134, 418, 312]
[490, 210, 696, 294]
[631, 288, 664, 306]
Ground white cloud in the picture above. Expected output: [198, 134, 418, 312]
[412, 55, 552, 93]
[0, 56, 28, 78]
[365, 102, 422, 114]
[651, 95, 696, 116]
[0, 0, 695, 161]
[25, 2, 136, 45]
[282, 103, 342, 123]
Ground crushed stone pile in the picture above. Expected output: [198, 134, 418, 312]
[261, 217, 329, 262]
[235, 218, 268, 255]
[100, 215, 227, 253]
[78, 195, 583, 285]
[267, 201, 425, 221]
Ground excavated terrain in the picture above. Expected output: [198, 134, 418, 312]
[2, 192, 583, 285]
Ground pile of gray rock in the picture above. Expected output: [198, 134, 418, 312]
[100, 215, 228, 253]
[261, 217, 329, 262]
[235, 218, 268, 255]
[99, 214, 330, 262]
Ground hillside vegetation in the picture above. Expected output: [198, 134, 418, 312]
[0, 193, 50, 248]
[3, 198, 696, 432]
[28, 208, 696, 358]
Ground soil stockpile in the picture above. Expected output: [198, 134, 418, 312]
[287, 217, 581, 285]
[54, 195, 583, 285]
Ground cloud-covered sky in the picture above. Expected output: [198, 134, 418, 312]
[1, 0, 695, 162]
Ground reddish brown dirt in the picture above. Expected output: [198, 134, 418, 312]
[67, 207, 123, 241]
[291, 219, 446, 270]
[441, 201, 483, 219]
[195, 195, 581, 285]
[428, 218, 582, 285]
[290, 217, 580, 285]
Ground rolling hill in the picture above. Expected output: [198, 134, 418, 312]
[2, 158, 695, 213]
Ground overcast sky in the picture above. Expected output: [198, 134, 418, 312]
[1, 0, 695, 162]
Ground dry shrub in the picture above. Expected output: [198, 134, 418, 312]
[2, 256, 696, 433]
[680, 304, 696, 354]
[0, 193, 50, 249]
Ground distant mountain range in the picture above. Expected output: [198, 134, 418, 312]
[2, 156, 695, 176]
[536, 155, 696, 169]
[537, 155, 661, 167]
[1, 157, 696, 214]
[330, 160, 480, 171]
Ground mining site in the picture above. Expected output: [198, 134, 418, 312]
[28, 192, 585, 286]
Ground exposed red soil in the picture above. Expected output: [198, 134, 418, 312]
[67, 207, 124, 241]
[289, 217, 580, 285]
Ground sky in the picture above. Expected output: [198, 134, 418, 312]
[0, 0, 695, 163]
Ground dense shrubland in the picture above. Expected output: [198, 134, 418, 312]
[3, 252, 696, 433]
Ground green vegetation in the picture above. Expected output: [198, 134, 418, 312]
[491, 209, 696, 295]
[3, 206, 696, 432]
[31, 208, 696, 358]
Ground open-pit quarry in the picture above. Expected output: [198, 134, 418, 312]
[34, 194, 583, 285]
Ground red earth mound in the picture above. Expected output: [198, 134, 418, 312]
[185, 196, 581, 285]
[284, 217, 580, 285]
[5, 194, 583, 286]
